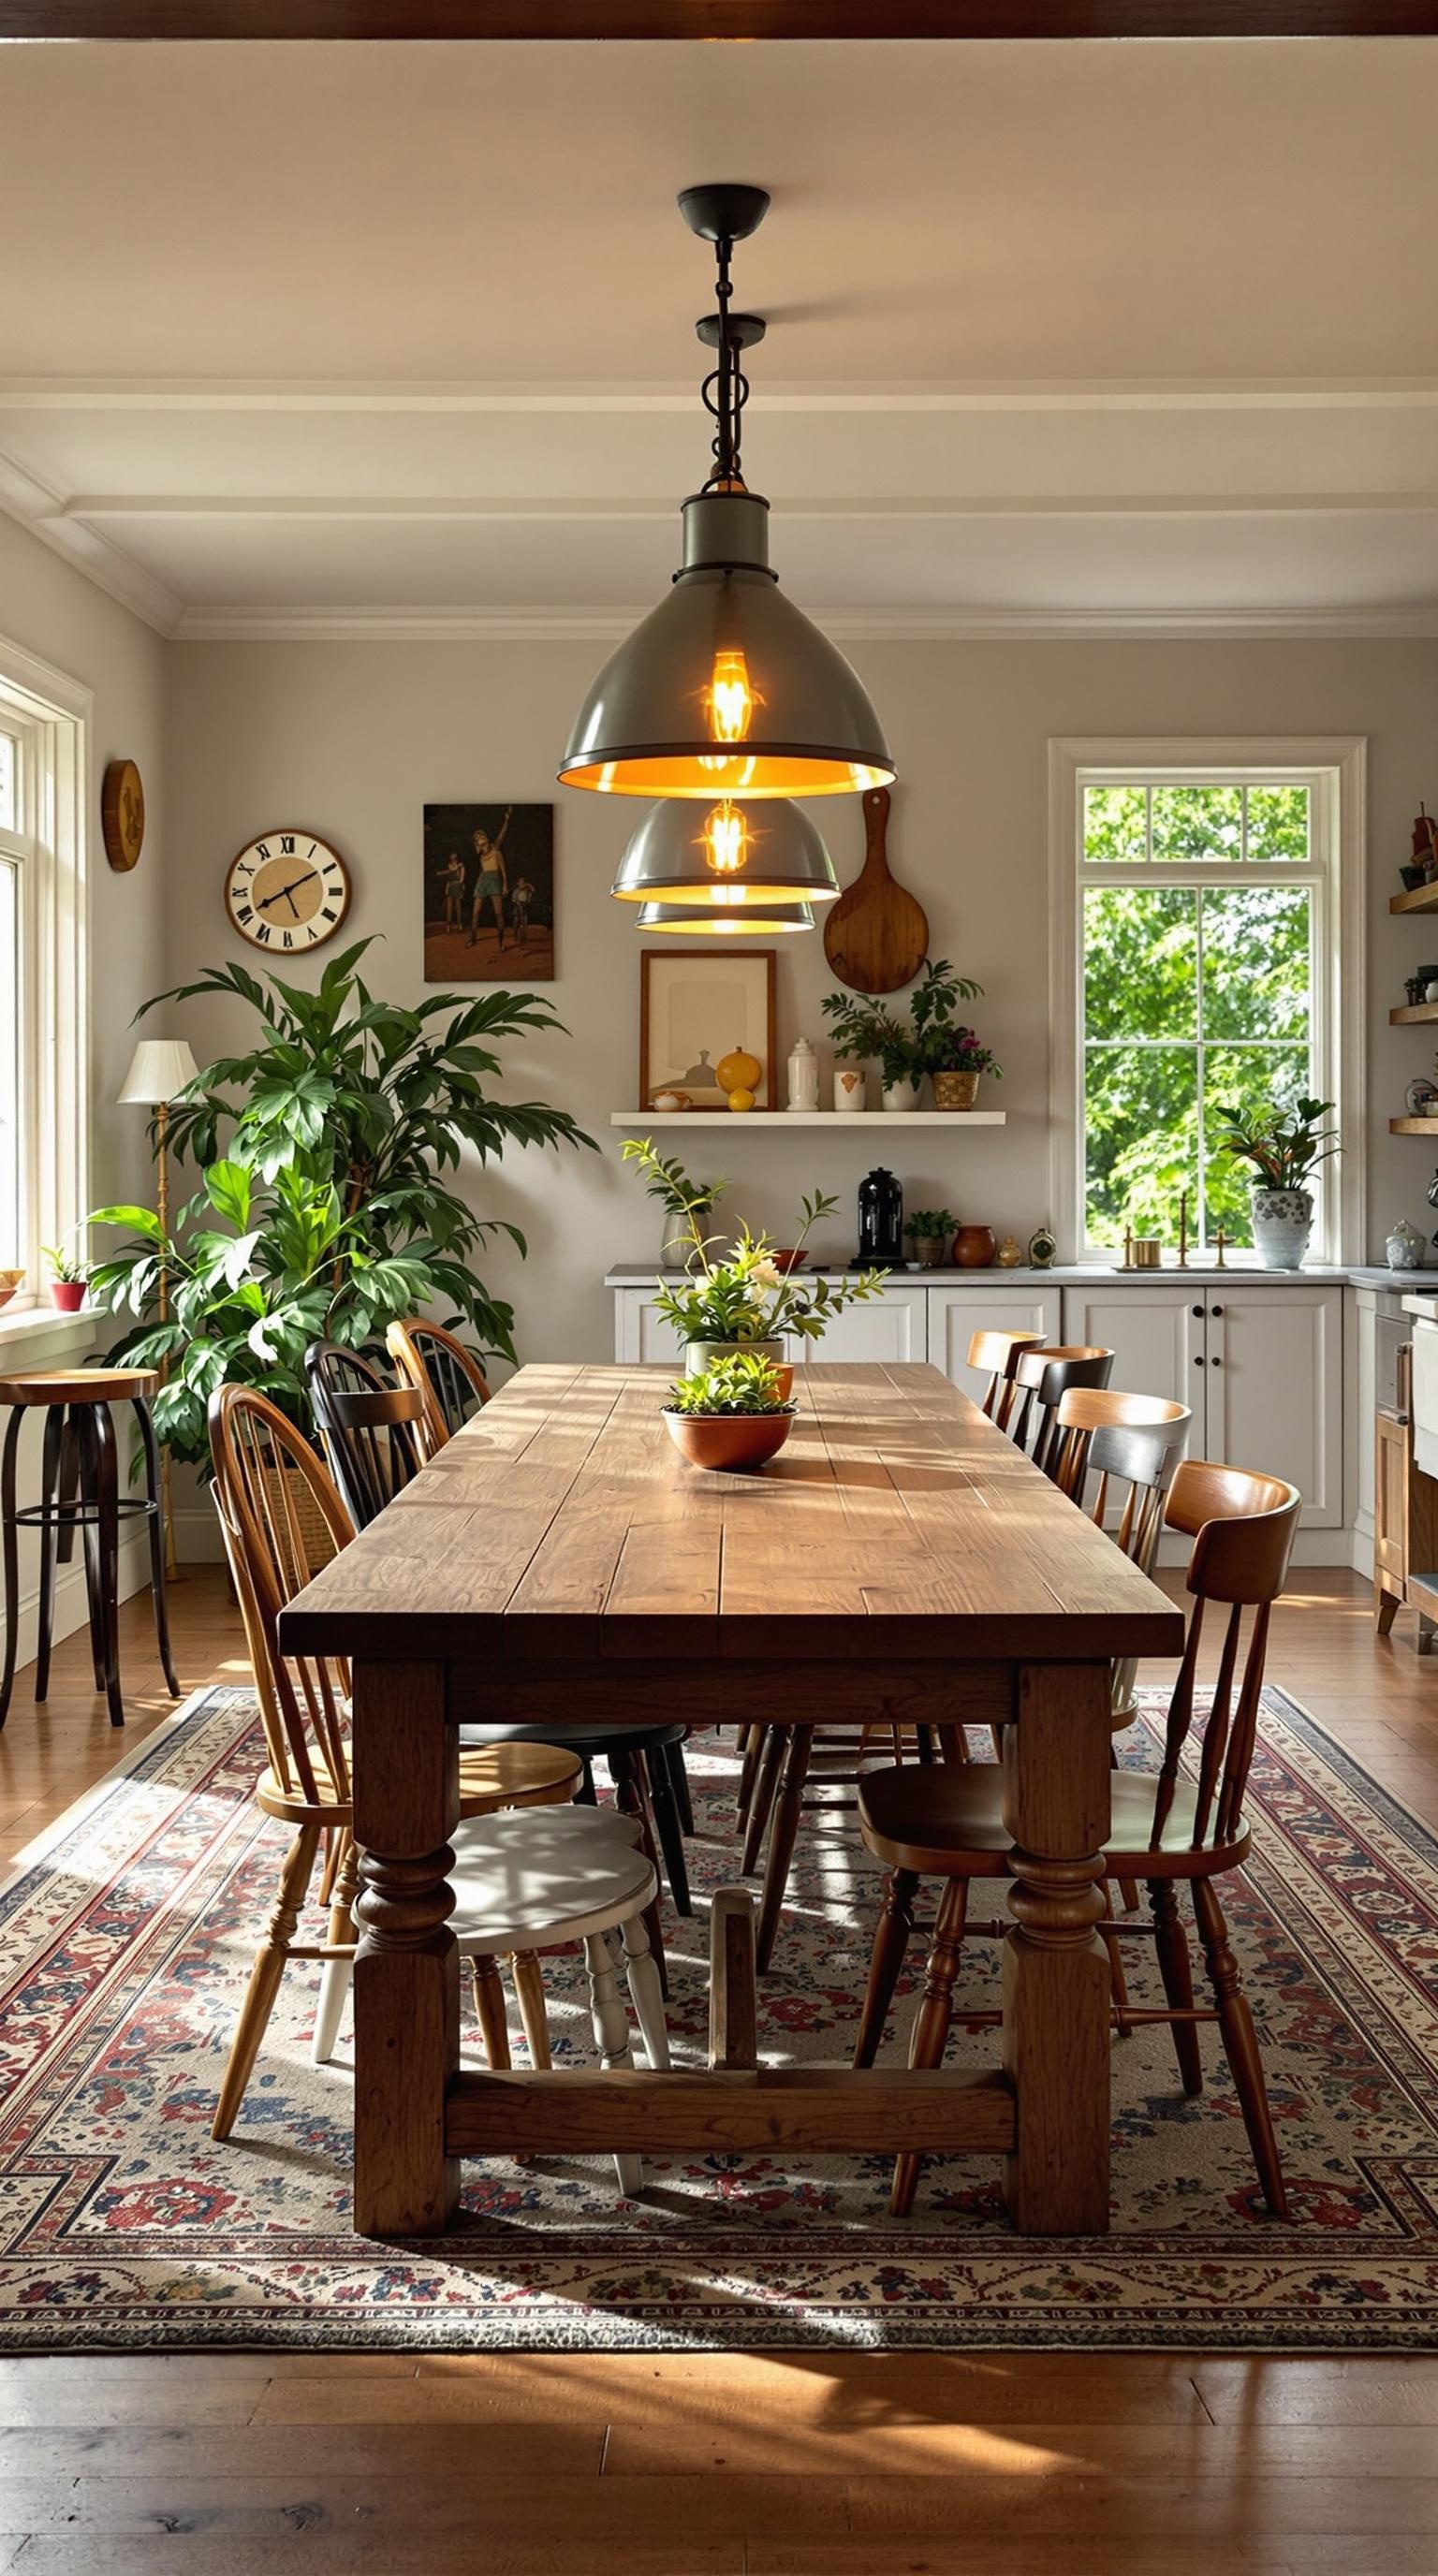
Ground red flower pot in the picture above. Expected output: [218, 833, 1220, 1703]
[50, 1281, 85, 1312]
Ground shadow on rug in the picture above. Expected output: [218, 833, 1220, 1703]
[2, 1685, 1437, 2352]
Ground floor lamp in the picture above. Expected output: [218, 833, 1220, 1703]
[117, 1038, 198, 1582]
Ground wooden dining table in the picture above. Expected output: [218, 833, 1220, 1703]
[281, 1360, 1184, 2242]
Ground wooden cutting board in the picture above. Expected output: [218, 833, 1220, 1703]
[822, 786, 930, 994]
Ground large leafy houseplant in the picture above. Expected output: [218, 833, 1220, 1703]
[89, 940, 594, 1464]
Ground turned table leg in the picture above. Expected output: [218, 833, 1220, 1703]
[1002, 1661, 1112, 2235]
[351, 1659, 460, 2237]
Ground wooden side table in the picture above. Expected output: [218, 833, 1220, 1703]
[0, 1365, 181, 1729]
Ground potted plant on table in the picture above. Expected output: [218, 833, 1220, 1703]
[621, 1137, 888, 1373]
[905, 1208, 956, 1267]
[663, 1350, 797, 1473]
[1211, 1094, 1340, 1270]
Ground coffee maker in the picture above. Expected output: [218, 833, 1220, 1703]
[857, 1167, 904, 1265]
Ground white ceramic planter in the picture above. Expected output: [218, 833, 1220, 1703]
[683, 1336, 785, 1377]
[882, 1076, 924, 1114]
[1251, 1184, 1313, 1270]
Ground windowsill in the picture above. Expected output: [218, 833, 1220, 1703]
[0, 1304, 101, 1361]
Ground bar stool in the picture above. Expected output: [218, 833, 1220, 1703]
[0, 1364, 180, 1730]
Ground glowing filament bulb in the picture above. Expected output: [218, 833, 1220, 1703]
[708, 651, 755, 744]
[703, 801, 749, 879]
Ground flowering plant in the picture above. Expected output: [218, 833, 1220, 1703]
[622, 1138, 887, 1345]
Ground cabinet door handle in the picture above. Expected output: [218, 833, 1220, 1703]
[1193, 1354, 1206, 1367]
[1211, 1303, 1224, 1317]
[1192, 1304, 1204, 1318]
[1211, 1355, 1223, 1368]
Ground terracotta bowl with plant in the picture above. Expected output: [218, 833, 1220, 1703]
[663, 1352, 797, 1473]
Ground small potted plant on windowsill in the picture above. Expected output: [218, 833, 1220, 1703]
[1211, 1095, 1340, 1269]
[43, 1239, 87, 1312]
[663, 1351, 797, 1474]
[905, 1208, 956, 1267]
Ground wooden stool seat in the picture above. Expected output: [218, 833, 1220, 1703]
[0, 1364, 159, 1407]
[450, 1805, 655, 1955]
[858, 1763, 1251, 1880]
[256, 1737, 584, 1829]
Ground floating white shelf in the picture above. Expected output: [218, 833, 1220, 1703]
[609, 1110, 1008, 1129]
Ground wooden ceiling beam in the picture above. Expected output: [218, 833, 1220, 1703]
[2, 1, 1437, 35]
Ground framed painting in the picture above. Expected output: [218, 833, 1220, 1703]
[423, 802, 554, 982]
[638, 948, 778, 1109]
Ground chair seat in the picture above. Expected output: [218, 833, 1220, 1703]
[857, 1763, 1250, 1881]
[256, 1739, 583, 1827]
[450, 1805, 656, 1954]
[458, 1720, 686, 1755]
[0, 1365, 159, 1407]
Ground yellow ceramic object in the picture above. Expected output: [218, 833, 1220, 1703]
[727, 1087, 756, 1114]
[716, 1046, 762, 1095]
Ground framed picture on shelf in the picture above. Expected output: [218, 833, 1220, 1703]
[422, 801, 554, 982]
[639, 948, 777, 1109]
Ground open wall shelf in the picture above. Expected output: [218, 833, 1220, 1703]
[609, 1111, 1008, 1130]
[1391, 884, 1438, 915]
[1390, 1117, 1438, 1135]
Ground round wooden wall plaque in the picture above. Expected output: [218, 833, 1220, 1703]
[101, 759, 145, 873]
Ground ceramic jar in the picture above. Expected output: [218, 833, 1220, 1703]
[1386, 1218, 1427, 1271]
[786, 1037, 819, 1113]
[953, 1224, 996, 1268]
[833, 1063, 866, 1113]
[996, 1236, 1023, 1268]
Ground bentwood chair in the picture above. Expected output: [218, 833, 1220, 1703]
[966, 1328, 1048, 1432]
[386, 1315, 491, 1454]
[1050, 1389, 1194, 1728]
[853, 1458, 1301, 2217]
[1006, 1344, 1114, 1474]
[208, 1387, 668, 2186]
[303, 1342, 697, 1962]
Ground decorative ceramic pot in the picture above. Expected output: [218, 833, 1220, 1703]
[716, 1046, 762, 1096]
[833, 1064, 866, 1113]
[911, 1237, 948, 1267]
[1386, 1218, 1427, 1270]
[1250, 1184, 1313, 1270]
[932, 1070, 979, 1111]
[785, 1037, 819, 1113]
[663, 1410, 794, 1473]
[953, 1224, 996, 1268]
[683, 1336, 786, 1389]
[49, 1281, 85, 1312]
[882, 1076, 924, 1113]
[996, 1236, 1023, 1268]
[1407, 1077, 1438, 1117]
[661, 1203, 709, 1267]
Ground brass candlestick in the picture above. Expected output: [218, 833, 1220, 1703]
[1176, 1190, 1190, 1268]
[1214, 1226, 1228, 1269]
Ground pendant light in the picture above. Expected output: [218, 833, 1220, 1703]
[636, 899, 815, 937]
[612, 797, 838, 910]
[559, 184, 894, 801]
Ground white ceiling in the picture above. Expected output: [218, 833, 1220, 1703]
[4, 37, 1438, 637]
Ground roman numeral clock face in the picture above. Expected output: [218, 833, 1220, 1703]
[225, 831, 353, 954]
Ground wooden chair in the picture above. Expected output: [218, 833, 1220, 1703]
[208, 1387, 581, 2096]
[1050, 1389, 1194, 1727]
[853, 1458, 1301, 2218]
[1007, 1344, 1114, 1474]
[967, 1328, 1048, 1433]
[386, 1315, 491, 1455]
[303, 1341, 428, 1529]
[207, 1386, 668, 2182]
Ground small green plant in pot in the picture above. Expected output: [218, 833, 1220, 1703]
[43, 1236, 88, 1312]
[621, 1138, 726, 1268]
[622, 1139, 888, 1371]
[822, 959, 991, 1112]
[1211, 1095, 1339, 1270]
[664, 1351, 797, 1473]
[905, 1208, 956, 1267]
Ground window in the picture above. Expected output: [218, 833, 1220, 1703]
[0, 641, 90, 1307]
[1048, 740, 1364, 1265]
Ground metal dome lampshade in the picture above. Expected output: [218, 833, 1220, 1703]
[558, 184, 894, 802]
[636, 898, 815, 937]
[612, 797, 838, 908]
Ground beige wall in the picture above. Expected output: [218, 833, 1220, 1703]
[164, 633, 1438, 1371]
[0, 513, 169, 1221]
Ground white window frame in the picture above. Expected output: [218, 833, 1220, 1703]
[0, 634, 90, 1310]
[1047, 737, 1366, 1266]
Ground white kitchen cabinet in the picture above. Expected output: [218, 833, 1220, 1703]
[1063, 1280, 1343, 1530]
[612, 1289, 684, 1364]
[927, 1283, 1064, 1406]
[1205, 1287, 1343, 1528]
[790, 1282, 930, 1367]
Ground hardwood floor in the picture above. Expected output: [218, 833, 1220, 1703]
[2, 1564, 1437, 2575]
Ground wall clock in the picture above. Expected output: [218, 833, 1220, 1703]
[224, 829, 352, 954]
[101, 758, 145, 872]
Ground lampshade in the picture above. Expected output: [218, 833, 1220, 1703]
[636, 899, 815, 937]
[116, 1038, 199, 1106]
[560, 490, 894, 801]
[612, 795, 838, 907]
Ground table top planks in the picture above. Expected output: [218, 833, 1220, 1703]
[281, 1361, 1185, 1668]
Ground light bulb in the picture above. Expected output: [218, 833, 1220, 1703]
[702, 802, 748, 878]
[707, 651, 755, 744]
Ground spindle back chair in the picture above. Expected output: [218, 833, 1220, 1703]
[304, 1342, 428, 1530]
[386, 1315, 492, 1454]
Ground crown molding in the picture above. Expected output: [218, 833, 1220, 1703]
[0, 443, 183, 636]
[171, 603, 1438, 644]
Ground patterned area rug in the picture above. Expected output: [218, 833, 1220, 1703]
[3, 1684, 1438, 2353]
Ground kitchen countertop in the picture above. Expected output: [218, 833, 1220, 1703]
[608, 1263, 1406, 1288]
